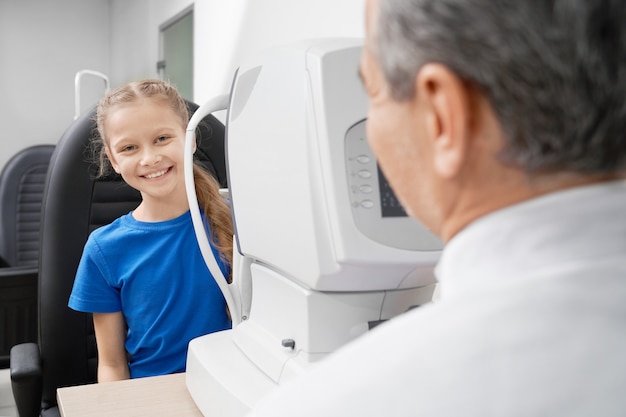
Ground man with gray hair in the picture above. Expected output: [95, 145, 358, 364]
[250, 0, 626, 415]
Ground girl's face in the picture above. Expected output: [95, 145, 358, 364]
[104, 98, 189, 210]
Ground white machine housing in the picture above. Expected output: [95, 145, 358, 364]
[186, 38, 442, 416]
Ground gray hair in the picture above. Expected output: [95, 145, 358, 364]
[376, 0, 626, 174]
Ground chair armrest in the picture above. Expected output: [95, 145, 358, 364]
[10, 342, 42, 417]
[0, 266, 38, 368]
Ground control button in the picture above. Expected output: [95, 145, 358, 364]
[356, 155, 370, 164]
[359, 185, 373, 194]
[358, 170, 372, 179]
[361, 200, 374, 209]
[281, 339, 296, 350]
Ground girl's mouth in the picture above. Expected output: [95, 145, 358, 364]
[143, 167, 170, 179]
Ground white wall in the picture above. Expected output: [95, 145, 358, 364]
[107, 0, 365, 104]
[0, 0, 109, 171]
[108, 0, 193, 88]
[0, 0, 365, 172]
[194, 0, 365, 104]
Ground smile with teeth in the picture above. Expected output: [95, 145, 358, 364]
[144, 168, 170, 179]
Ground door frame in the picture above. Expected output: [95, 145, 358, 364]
[158, 5, 194, 100]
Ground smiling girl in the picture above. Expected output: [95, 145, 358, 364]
[69, 79, 233, 381]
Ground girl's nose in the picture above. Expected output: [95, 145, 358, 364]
[140, 149, 162, 166]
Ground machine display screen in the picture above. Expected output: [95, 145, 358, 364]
[377, 166, 408, 218]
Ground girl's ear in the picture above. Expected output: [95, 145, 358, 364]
[415, 63, 472, 179]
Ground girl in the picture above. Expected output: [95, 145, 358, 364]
[69, 79, 233, 381]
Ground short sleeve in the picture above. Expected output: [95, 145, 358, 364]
[68, 235, 122, 313]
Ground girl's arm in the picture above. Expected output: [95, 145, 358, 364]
[93, 312, 130, 382]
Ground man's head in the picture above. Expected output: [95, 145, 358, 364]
[361, 0, 626, 241]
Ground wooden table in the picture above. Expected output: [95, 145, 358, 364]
[57, 373, 203, 417]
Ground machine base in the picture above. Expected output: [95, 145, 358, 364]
[186, 330, 278, 417]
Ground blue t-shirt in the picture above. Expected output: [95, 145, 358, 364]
[69, 210, 231, 378]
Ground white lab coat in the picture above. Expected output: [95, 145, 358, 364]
[249, 180, 626, 416]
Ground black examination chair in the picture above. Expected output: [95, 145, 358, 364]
[0, 144, 55, 368]
[9, 102, 226, 417]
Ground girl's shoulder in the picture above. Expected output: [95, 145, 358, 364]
[87, 212, 135, 243]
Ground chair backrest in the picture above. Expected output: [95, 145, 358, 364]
[37, 101, 226, 413]
[0, 145, 54, 368]
[0, 144, 55, 267]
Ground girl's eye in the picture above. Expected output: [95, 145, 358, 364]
[121, 145, 136, 152]
[157, 136, 169, 143]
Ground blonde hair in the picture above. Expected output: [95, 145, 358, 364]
[94, 79, 233, 275]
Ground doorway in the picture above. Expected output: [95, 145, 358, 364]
[158, 8, 194, 100]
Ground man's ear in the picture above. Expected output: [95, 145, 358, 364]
[104, 147, 121, 174]
[415, 63, 472, 179]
